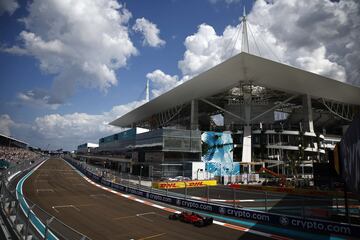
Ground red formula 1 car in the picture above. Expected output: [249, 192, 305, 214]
[169, 211, 213, 227]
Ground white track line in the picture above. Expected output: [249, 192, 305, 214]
[52, 205, 80, 213]
[36, 188, 54, 192]
[78, 170, 292, 240]
[63, 160, 293, 240]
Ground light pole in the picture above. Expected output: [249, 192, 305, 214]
[140, 165, 143, 177]
[139, 165, 144, 188]
[225, 168, 229, 185]
[219, 162, 223, 184]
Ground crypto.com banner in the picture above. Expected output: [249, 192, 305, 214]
[67, 158, 360, 237]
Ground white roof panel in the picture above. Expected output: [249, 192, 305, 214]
[111, 53, 360, 127]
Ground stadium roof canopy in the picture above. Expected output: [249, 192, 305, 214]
[110, 52, 360, 128]
[0, 133, 28, 146]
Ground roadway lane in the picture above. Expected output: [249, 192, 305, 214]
[22, 158, 273, 240]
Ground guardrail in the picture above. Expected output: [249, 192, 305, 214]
[67, 158, 360, 238]
[0, 157, 92, 240]
[0, 157, 45, 240]
[74, 158, 360, 223]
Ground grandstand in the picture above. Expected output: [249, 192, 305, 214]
[0, 133, 40, 168]
[0, 133, 27, 149]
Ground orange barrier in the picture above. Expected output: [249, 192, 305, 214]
[152, 180, 217, 189]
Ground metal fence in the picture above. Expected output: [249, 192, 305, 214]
[75, 158, 359, 224]
[0, 157, 92, 240]
[3, 157, 358, 240]
[0, 156, 42, 183]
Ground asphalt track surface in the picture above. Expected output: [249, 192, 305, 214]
[22, 158, 278, 240]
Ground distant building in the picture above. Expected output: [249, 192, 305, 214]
[77, 143, 99, 154]
[98, 128, 149, 154]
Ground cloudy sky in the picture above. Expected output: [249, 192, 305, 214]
[0, 0, 359, 150]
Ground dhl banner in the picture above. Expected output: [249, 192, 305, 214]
[152, 180, 217, 189]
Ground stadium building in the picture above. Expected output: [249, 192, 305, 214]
[76, 143, 99, 154]
[89, 12, 360, 181]
[108, 52, 360, 180]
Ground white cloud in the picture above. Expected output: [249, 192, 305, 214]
[0, 114, 14, 136]
[178, 23, 242, 78]
[247, 0, 359, 84]
[133, 17, 166, 47]
[209, 0, 241, 4]
[177, 0, 359, 85]
[1, 45, 28, 55]
[7, 0, 137, 107]
[17, 89, 60, 110]
[0, 0, 18, 15]
[295, 46, 345, 81]
[33, 99, 145, 149]
[146, 70, 181, 98]
[5, 100, 146, 150]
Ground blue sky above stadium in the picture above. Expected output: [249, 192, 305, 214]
[0, 0, 359, 150]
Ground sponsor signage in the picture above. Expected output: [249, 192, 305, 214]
[67, 159, 360, 238]
[112, 183, 126, 191]
[153, 180, 217, 189]
[158, 182, 179, 189]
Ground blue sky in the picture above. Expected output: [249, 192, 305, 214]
[0, 0, 359, 150]
[0, 0, 250, 121]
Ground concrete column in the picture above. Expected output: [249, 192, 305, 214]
[191, 99, 199, 130]
[242, 87, 252, 164]
[242, 125, 252, 163]
[302, 94, 314, 132]
[244, 93, 251, 125]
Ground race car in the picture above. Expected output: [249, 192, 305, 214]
[169, 211, 213, 227]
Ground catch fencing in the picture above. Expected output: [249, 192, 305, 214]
[3, 156, 359, 239]
[76, 159, 359, 223]
[69, 158, 360, 238]
[0, 157, 92, 240]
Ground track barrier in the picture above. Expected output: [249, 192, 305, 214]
[229, 184, 358, 198]
[67, 158, 360, 238]
[1, 157, 92, 240]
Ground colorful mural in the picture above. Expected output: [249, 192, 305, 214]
[201, 131, 240, 176]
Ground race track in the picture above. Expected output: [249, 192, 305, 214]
[22, 158, 276, 240]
